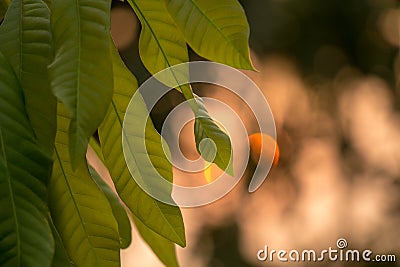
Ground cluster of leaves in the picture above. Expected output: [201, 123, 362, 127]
[0, 0, 253, 266]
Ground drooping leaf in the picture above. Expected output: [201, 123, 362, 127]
[49, 219, 73, 267]
[49, 103, 120, 267]
[48, 0, 113, 166]
[88, 140, 178, 266]
[164, 0, 254, 70]
[0, 52, 54, 267]
[128, 0, 233, 175]
[88, 164, 132, 249]
[132, 214, 178, 267]
[0, 0, 56, 156]
[127, 0, 189, 84]
[194, 97, 234, 175]
[127, 0, 194, 112]
[98, 41, 186, 249]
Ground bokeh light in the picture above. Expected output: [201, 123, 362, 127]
[92, 1, 400, 266]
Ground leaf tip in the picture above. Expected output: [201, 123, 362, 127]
[243, 55, 258, 72]
[177, 236, 187, 248]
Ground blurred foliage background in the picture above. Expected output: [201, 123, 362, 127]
[110, 0, 400, 266]
[243, 0, 398, 86]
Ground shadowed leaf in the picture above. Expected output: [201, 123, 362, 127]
[49, 0, 113, 166]
[0, 0, 56, 156]
[88, 165, 132, 249]
[0, 52, 54, 267]
[98, 41, 185, 251]
[49, 103, 120, 267]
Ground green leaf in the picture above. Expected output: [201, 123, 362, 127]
[164, 0, 254, 70]
[48, 0, 113, 166]
[49, 103, 120, 267]
[0, 52, 54, 267]
[49, 220, 73, 267]
[128, 0, 233, 175]
[98, 41, 186, 248]
[88, 165, 132, 249]
[194, 97, 234, 175]
[127, 0, 188, 78]
[127, 0, 193, 106]
[132, 214, 178, 267]
[0, 0, 56, 156]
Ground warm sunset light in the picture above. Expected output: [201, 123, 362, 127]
[204, 162, 224, 184]
[203, 133, 279, 184]
[248, 133, 280, 167]
[6, 0, 397, 265]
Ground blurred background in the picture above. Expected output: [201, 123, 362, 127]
[108, 0, 400, 266]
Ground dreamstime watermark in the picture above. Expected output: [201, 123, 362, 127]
[257, 238, 397, 263]
[122, 61, 277, 207]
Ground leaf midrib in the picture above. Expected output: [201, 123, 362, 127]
[0, 129, 21, 266]
[125, 1, 231, 175]
[74, 0, 82, 152]
[183, 0, 249, 64]
[128, 0, 173, 71]
[196, 117, 231, 168]
[128, 0, 197, 113]
[109, 96, 184, 245]
[54, 146, 102, 266]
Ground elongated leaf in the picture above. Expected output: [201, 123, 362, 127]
[98, 41, 185, 249]
[194, 97, 233, 175]
[0, 0, 55, 156]
[0, 52, 54, 267]
[129, 0, 233, 175]
[128, 0, 194, 113]
[49, 0, 113, 166]
[127, 0, 188, 81]
[132, 215, 178, 267]
[164, 0, 254, 70]
[49, 220, 73, 267]
[88, 165, 132, 249]
[87, 146, 178, 266]
[49, 103, 120, 267]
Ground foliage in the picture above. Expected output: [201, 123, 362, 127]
[0, 0, 253, 266]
